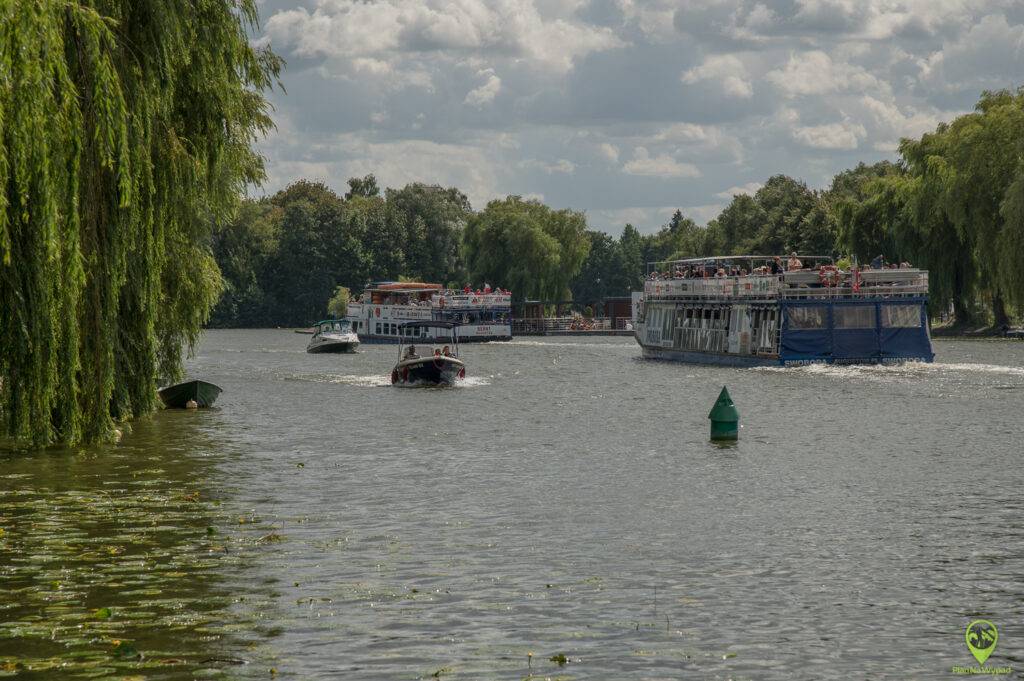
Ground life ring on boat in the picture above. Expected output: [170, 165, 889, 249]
[818, 266, 840, 287]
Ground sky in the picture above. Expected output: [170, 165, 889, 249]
[252, 0, 1024, 235]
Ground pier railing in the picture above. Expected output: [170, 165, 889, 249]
[511, 317, 621, 334]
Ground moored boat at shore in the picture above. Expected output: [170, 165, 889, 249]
[635, 255, 934, 367]
[158, 380, 223, 408]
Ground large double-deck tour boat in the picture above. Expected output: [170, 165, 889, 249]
[345, 282, 512, 343]
[635, 255, 935, 366]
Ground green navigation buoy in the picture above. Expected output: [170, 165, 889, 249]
[708, 386, 739, 441]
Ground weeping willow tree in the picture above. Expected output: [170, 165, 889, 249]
[0, 1, 281, 447]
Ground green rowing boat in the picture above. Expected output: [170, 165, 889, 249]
[158, 380, 222, 408]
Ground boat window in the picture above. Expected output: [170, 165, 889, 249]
[787, 306, 827, 329]
[882, 304, 920, 328]
[834, 306, 876, 329]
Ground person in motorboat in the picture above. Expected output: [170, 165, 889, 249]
[442, 345, 452, 357]
[404, 345, 420, 360]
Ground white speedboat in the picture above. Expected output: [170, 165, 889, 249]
[306, 319, 360, 354]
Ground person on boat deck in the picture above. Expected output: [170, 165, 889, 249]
[442, 345, 452, 357]
[870, 254, 884, 269]
[770, 256, 783, 274]
[433, 348, 442, 357]
[463, 284, 472, 293]
[787, 252, 803, 270]
[404, 345, 420, 360]
[483, 283, 492, 293]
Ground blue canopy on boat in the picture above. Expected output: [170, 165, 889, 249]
[780, 299, 933, 364]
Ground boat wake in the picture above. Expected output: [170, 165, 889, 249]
[286, 373, 491, 388]
[752, 361, 1024, 381]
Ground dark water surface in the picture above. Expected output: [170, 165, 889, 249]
[3, 332, 1024, 679]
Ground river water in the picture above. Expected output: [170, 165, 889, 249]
[3, 332, 1024, 679]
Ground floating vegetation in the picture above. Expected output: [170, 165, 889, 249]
[549, 653, 568, 666]
[0, 431, 281, 678]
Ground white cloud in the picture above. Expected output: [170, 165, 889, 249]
[519, 158, 576, 174]
[715, 182, 763, 199]
[681, 54, 754, 98]
[766, 50, 885, 97]
[622, 147, 701, 178]
[465, 68, 502, 107]
[598, 143, 620, 163]
[264, 0, 623, 75]
[256, 0, 1024, 235]
[791, 120, 867, 150]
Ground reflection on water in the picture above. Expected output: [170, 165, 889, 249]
[0, 412, 280, 678]
[4, 333, 1024, 679]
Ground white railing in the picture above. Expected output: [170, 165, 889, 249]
[645, 276, 780, 299]
[437, 293, 512, 308]
[513, 317, 614, 334]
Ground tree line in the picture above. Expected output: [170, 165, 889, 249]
[214, 89, 1024, 331]
[214, 88, 1019, 330]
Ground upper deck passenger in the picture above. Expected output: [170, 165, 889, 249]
[787, 253, 803, 270]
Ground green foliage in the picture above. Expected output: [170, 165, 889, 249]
[345, 174, 379, 199]
[834, 89, 1024, 324]
[387, 183, 470, 283]
[463, 196, 590, 301]
[0, 0, 279, 447]
[211, 179, 471, 327]
[327, 286, 350, 318]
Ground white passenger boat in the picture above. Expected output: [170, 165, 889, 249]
[306, 319, 360, 354]
[346, 282, 512, 343]
[635, 256, 935, 366]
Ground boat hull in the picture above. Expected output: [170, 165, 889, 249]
[639, 345, 781, 367]
[638, 343, 932, 367]
[391, 358, 464, 387]
[158, 380, 222, 408]
[307, 340, 359, 353]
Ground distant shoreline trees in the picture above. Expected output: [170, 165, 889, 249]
[212, 87, 1024, 329]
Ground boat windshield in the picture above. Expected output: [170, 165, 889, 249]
[320, 321, 351, 333]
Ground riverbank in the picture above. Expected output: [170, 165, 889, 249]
[931, 322, 1024, 338]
